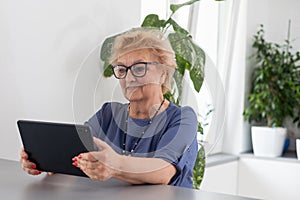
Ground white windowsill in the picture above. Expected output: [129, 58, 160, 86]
[206, 150, 300, 167]
[205, 153, 239, 167]
[239, 151, 300, 164]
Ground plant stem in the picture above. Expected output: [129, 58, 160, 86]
[286, 19, 291, 52]
[267, 116, 271, 127]
[287, 19, 291, 43]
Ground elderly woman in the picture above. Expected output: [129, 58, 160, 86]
[20, 28, 198, 188]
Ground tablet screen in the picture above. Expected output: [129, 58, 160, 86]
[17, 120, 95, 177]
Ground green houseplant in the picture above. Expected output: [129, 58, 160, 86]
[243, 23, 300, 157]
[100, 0, 216, 189]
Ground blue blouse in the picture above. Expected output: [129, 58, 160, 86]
[85, 102, 198, 188]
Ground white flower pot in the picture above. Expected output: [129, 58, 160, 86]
[251, 126, 287, 157]
[296, 139, 300, 160]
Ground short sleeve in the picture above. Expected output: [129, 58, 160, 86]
[84, 102, 112, 139]
[153, 106, 198, 188]
[83, 102, 128, 154]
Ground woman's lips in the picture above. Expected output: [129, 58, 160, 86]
[126, 86, 141, 93]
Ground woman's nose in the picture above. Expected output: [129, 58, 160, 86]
[125, 69, 136, 81]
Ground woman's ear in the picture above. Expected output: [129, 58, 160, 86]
[160, 71, 167, 85]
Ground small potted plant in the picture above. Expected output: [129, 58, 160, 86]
[243, 23, 300, 157]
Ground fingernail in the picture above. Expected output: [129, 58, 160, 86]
[78, 154, 82, 159]
[80, 167, 83, 171]
[34, 171, 40, 175]
[72, 157, 77, 161]
[72, 162, 78, 167]
[32, 164, 36, 169]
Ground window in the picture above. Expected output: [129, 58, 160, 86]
[140, 0, 223, 154]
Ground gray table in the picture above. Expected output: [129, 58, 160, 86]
[0, 159, 257, 200]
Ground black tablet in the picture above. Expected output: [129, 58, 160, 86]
[17, 120, 95, 177]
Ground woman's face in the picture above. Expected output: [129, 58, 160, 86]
[116, 49, 165, 102]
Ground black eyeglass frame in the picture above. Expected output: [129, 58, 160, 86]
[111, 62, 160, 79]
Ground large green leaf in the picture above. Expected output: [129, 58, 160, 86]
[141, 14, 165, 29]
[100, 35, 118, 77]
[167, 18, 189, 35]
[100, 35, 117, 61]
[173, 67, 184, 104]
[175, 54, 188, 76]
[168, 32, 193, 65]
[189, 41, 205, 92]
[168, 32, 205, 93]
[103, 61, 113, 77]
[170, 0, 200, 14]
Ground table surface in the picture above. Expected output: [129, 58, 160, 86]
[0, 159, 257, 200]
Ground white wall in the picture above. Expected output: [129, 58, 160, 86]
[200, 161, 238, 195]
[200, 157, 300, 200]
[247, 0, 300, 48]
[238, 157, 300, 200]
[0, 0, 141, 161]
[141, 0, 168, 21]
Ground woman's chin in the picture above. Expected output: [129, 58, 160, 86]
[125, 92, 143, 102]
[126, 95, 142, 102]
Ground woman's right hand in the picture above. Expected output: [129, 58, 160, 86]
[20, 148, 42, 175]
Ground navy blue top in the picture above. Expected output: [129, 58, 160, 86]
[85, 102, 198, 188]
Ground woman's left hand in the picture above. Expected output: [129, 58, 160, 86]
[72, 137, 121, 181]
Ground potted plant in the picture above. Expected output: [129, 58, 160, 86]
[243, 23, 300, 157]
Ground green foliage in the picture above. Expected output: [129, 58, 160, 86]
[141, 14, 166, 29]
[243, 24, 300, 128]
[167, 32, 205, 94]
[192, 144, 205, 189]
[170, 0, 200, 13]
[163, 90, 179, 106]
[141, 11, 205, 102]
[198, 122, 203, 134]
[100, 35, 118, 77]
[293, 74, 300, 128]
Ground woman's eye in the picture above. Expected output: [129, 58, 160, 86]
[134, 66, 145, 73]
[118, 68, 126, 74]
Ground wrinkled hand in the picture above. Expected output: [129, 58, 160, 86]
[20, 148, 54, 176]
[72, 137, 121, 181]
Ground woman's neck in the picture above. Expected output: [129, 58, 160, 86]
[128, 97, 167, 119]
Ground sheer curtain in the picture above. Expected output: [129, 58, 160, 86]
[217, 0, 251, 154]
[184, 0, 251, 154]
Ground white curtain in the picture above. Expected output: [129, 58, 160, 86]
[182, 0, 252, 155]
[217, 0, 251, 154]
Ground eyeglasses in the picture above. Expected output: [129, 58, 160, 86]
[112, 62, 160, 79]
